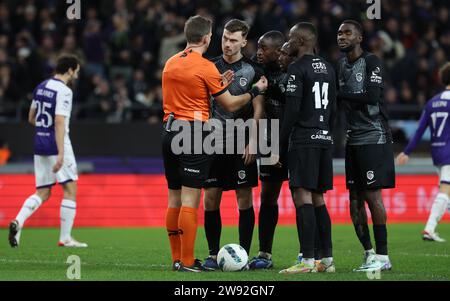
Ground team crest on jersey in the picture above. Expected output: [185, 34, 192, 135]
[238, 170, 246, 180]
[356, 73, 363, 82]
[239, 77, 248, 87]
[287, 75, 297, 92]
[367, 171, 375, 180]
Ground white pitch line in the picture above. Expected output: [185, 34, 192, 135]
[345, 250, 449, 258]
[396, 252, 450, 258]
[0, 258, 169, 268]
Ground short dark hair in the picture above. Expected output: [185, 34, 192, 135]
[55, 55, 80, 74]
[224, 19, 250, 38]
[342, 19, 363, 35]
[439, 62, 450, 86]
[261, 30, 285, 48]
[184, 15, 212, 43]
[293, 22, 318, 42]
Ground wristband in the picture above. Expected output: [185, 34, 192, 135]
[248, 86, 261, 100]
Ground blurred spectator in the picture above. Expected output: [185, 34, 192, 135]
[0, 63, 20, 119]
[83, 20, 105, 77]
[0, 0, 448, 123]
[0, 139, 10, 165]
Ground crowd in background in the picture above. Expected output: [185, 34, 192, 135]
[0, 0, 449, 123]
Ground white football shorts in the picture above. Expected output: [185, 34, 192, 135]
[34, 144, 78, 188]
[437, 165, 450, 185]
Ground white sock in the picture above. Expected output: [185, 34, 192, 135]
[425, 193, 449, 233]
[302, 258, 315, 266]
[258, 251, 272, 260]
[377, 254, 389, 262]
[321, 257, 333, 265]
[365, 248, 375, 255]
[15, 195, 43, 227]
[60, 199, 76, 242]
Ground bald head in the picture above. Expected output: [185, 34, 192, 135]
[257, 30, 285, 65]
[289, 22, 317, 47]
[259, 30, 285, 49]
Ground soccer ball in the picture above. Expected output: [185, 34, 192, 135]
[217, 243, 248, 272]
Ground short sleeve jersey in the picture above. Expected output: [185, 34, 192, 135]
[32, 78, 73, 155]
[162, 50, 228, 122]
[337, 52, 392, 145]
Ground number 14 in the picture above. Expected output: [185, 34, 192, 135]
[312, 82, 329, 109]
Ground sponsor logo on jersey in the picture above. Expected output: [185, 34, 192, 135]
[370, 67, 382, 84]
[311, 130, 332, 141]
[312, 62, 328, 74]
[286, 75, 297, 92]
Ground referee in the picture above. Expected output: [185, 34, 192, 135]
[162, 15, 268, 272]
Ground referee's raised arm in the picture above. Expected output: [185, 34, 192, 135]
[161, 15, 267, 272]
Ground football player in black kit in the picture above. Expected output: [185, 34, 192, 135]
[277, 22, 336, 274]
[202, 19, 265, 270]
[337, 20, 394, 272]
[248, 31, 291, 269]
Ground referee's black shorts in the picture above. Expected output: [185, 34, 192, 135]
[345, 142, 396, 191]
[287, 146, 333, 192]
[162, 121, 212, 190]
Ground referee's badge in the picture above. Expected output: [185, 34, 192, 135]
[238, 170, 246, 180]
[239, 77, 248, 87]
[367, 171, 374, 180]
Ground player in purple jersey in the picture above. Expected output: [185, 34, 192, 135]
[8, 55, 87, 248]
[397, 62, 450, 242]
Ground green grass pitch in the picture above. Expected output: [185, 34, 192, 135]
[0, 224, 449, 281]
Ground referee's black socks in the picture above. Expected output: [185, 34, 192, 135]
[239, 206, 255, 255]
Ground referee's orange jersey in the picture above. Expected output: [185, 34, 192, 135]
[162, 49, 228, 122]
